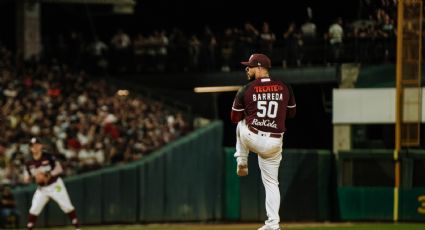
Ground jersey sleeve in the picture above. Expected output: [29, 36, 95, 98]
[232, 86, 245, 112]
[230, 86, 246, 123]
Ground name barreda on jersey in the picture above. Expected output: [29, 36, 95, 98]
[253, 93, 283, 101]
[252, 118, 277, 129]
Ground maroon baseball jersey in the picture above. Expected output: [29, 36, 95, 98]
[25, 153, 59, 186]
[232, 77, 296, 133]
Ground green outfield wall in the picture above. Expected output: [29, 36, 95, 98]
[337, 149, 425, 221]
[12, 121, 224, 228]
[224, 148, 333, 221]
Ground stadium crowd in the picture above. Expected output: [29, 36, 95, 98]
[0, 45, 192, 187]
[38, 1, 403, 75]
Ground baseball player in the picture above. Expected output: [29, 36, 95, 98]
[23, 137, 81, 230]
[231, 53, 296, 230]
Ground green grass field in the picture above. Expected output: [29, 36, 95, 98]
[36, 223, 425, 230]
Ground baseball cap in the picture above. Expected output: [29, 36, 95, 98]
[30, 137, 46, 145]
[241, 53, 271, 68]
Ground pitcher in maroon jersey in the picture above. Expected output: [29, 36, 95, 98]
[230, 53, 296, 230]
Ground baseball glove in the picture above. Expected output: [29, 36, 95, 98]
[35, 172, 50, 185]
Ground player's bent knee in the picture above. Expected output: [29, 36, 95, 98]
[29, 207, 43, 216]
[60, 205, 75, 213]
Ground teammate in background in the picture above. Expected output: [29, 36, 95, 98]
[23, 137, 81, 230]
[230, 53, 296, 230]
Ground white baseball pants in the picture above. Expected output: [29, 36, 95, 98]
[234, 120, 283, 229]
[29, 178, 75, 215]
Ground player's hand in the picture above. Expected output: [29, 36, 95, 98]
[23, 175, 31, 184]
[35, 172, 49, 185]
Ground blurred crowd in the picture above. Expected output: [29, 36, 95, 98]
[35, 1, 406, 75]
[0, 45, 192, 187]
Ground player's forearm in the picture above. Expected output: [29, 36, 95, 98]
[50, 162, 63, 176]
[230, 110, 244, 123]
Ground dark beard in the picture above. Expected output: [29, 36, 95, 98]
[248, 75, 255, 82]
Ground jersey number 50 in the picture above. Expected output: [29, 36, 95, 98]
[257, 101, 278, 118]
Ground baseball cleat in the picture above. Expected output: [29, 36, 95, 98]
[236, 164, 248, 176]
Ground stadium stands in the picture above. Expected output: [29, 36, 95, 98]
[0, 45, 193, 186]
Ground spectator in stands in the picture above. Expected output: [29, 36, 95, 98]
[110, 29, 132, 73]
[88, 36, 108, 74]
[378, 14, 395, 62]
[155, 30, 169, 72]
[0, 145, 7, 185]
[301, 18, 317, 40]
[133, 33, 147, 73]
[0, 185, 19, 228]
[354, 21, 372, 63]
[301, 17, 317, 65]
[143, 33, 158, 72]
[259, 22, 276, 58]
[282, 22, 302, 68]
[188, 34, 201, 71]
[168, 28, 188, 72]
[200, 26, 217, 72]
[220, 28, 235, 72]
[240, 22, 259, 59]
[328, 17, 344, 64]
